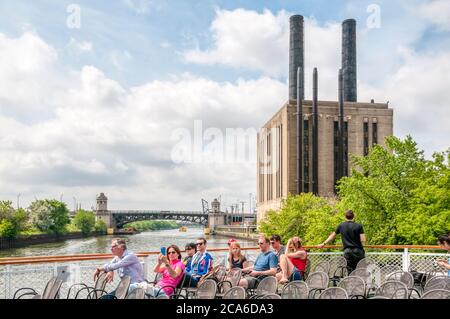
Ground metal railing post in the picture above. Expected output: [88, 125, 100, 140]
[402, 248, 410, 271]
[6, 265, 11, 299]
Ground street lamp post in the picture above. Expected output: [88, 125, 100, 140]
[17, 193, 21, 209]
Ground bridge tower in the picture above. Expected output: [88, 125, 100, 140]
[95, 193, 115, 229]
[207, 198, 225, 231]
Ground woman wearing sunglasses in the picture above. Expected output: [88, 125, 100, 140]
[147, 244, 185, 298]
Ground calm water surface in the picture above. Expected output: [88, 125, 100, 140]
[0, 226, 257, 258]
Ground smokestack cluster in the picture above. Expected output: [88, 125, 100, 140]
[289, 15, 357, 195]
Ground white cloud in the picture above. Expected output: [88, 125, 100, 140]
[0, 31, 285, 210]
[67, 38, 93, 54]
[418, 0, 450, 31]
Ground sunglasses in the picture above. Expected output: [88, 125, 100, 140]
[185, 247, 193, 250]
[167, 251, 177, 255]
[258, 242, 265, 245]
[196, 242, 204, 246]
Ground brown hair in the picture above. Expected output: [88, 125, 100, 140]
[166, 244, 182, 260]
[112, 238, 127, 250]
[345, 210, 355, 220]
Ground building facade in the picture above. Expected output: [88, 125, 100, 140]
[256, 100, 393, 222]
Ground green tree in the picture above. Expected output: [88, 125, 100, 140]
[73, 209, 96, 235]
[337, 135, 450, 245]
[259, 193, 342, 245]
[0, 201, 29, 238]
[0, 219, 17, 238]
[29, 199, 70, 234]
[94, 220, 108, 234]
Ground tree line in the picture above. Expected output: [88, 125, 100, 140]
[0, 200, 107, 238]
[260, 136, 450, 245]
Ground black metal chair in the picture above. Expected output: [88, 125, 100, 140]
[329, 256, 348, 286]
[222, 286, 246, 299]
[374, 281, 409, 299]
[305, 271, 329, 299]
[67, 271, 108, 299]
[420, 289, 450, 299]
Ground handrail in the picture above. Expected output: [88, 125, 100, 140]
[0, 245, 445, 266]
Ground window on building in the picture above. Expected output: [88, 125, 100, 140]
[372, 122, 378, 146]
[363, 121, 369, 156]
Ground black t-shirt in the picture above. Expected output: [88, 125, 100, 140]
[230, 256, 247, 269]
[335, 221, 364, 249]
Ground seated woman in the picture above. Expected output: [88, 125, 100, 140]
[276, 237, 307, 284]
[228, 242, 247, 270]
[147, 245, 185, 298]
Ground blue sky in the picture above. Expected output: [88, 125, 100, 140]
[0, 0, 449, 210]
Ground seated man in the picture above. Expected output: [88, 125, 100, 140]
[182, 237, 213, 287]
[238, 236, 278, 290]
[182, 242, 197, 272]
[93, 238, 145, 296]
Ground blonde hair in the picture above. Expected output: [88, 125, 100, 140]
[228, 242, 244, 265]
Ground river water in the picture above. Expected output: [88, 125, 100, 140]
[0, 226, 257, 258]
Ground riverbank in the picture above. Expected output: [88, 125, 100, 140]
[0, 232, 105, 250]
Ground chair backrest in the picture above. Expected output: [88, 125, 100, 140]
[356, 257, 377, 270]
[349, 268, 372, 286]
[260, 293, 281, 299]
[228, 268, 242, 287]
[126, 288, 145, 299]
[196, 279, 217, 299]
[152, 272, 163, 285]
[215, 266, 228, 282]
[255, 276, 278, 296]
[318, 287, 348, 299]
[375, 281, 408, 299]
[420, 289, 450, 299]
[386, 271, 414, 289]
[114, 276, 131, 299]
[423, 276, 450, 293]
[306, 271, 329, 290]
[222, 286, 246, 299]
[329, 256, 348, 278]
[42, 277, 63, 299]
[280, 281, 309, 299]
[313, 261, 330, 274]
[338, 276, 366, 298]
[94, 272, 109, 298]
[380, 265, 402, 284]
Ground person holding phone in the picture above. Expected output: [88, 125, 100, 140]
[147, 244, 185, 298]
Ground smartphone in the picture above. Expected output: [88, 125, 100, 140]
[160, 247, 166, 255]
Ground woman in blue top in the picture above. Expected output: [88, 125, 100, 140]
[437, 234, 450, 276]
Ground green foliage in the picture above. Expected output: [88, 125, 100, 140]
[94, 220, 108, 234]
[28, 199, 70, 234]
[73, 210, 96, 235]
[0, 201, 29, 238]
[0, 219, 18, 238]
[126, 220, 179, 232]
[259, 136, 449, 246]
[338, 135, 450, 245]
[259, 193, 343, 245]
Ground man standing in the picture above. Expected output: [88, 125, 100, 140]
[93, 238, 145, 294]
[183, 237, 213, 287]
[318, 210, 366, 273]
[239, 236, 278, 290]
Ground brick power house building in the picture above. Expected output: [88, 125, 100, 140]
[256, 16, 393, 222]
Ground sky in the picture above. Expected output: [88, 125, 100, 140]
[0, 0, 449, 212]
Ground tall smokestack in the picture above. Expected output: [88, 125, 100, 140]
[342, 19, 357, 102]
[289, 15, 304, 102]
[296, 67, 303, 195]
[312, 68, 319, 195]
[337, 69, 345, 183]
